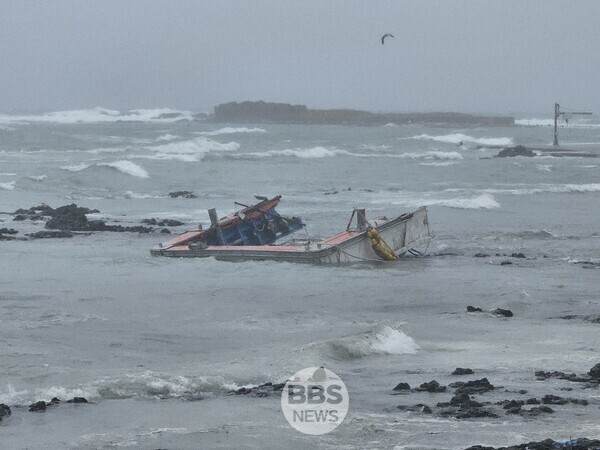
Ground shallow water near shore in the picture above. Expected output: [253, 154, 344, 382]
[1, 115, 600, 448]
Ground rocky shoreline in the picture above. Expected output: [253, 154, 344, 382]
[0, 194, 198, 240]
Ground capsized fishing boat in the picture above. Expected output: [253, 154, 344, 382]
[150, 195, 432, 263]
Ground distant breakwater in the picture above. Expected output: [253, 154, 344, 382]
[210, 101, 514, 127]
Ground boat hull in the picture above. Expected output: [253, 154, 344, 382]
[151, 207, 431, 264]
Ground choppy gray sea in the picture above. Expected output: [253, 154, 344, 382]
[1, 109, 599, 449]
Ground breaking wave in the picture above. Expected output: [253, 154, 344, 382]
[372, 191, 500, 210]
[137, 136, 240, 162]
[0, 371, 275, 405]
[222, 147, 462, 161]
[0, 181, 15, 190]
[198, 127, 266, 136]
[410, 133, 513, 146]
[29, 175, 48, 181]
[61, 160, 149, 178]
[447, 183, 600, 196]
[326, 325, 419, 359]
[0, 107, 195, 125]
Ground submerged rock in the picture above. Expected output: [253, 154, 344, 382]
[452, 368, 474, 376]
[0, 403, 11, 420]
[511, 252, 526, 258]
[228, 382, 285, 398]
[495, 145, 536, 158]
[473, 253, 490, 258]
[466, 437, 600, 450]
[493, 308, 513, 317]
[27, 230, 74, 239]
[0, 228, 18, 234]
[169, 191, 197, 199]
[142, 218, 184, 227]
[467, 306, 483, 312]
[397, 403, 432, 414]
[66, 397, 88, 404]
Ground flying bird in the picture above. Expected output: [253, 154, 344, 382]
[381, 33, 394, 44]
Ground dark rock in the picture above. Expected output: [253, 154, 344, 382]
[228, 382, 285, 397]
[493, 308, 513, 317]
[501, 399, 524, 410]
[467, 305, 483, 312]
[0, 234, 18, 241]
[29, 400, 47, 412]
[324, 190, 338, 195]
[49, 397, 61, 405]
[473, 253, 490, 258]
[452, 368, 474, 376]
[517, 389, 527, 395]
[522, 405, 554, 416]
[27, 230, 74, 239]
[169, 191, 197, 199]
[160, 228, 171, 234]
[45, 204, 96, 231]
[392, 382, 411, 391]
[465, 437, 600, 450]
[500, 260, 513, 265]
[589, 363, 600, 379]
[13, 214, 28, 221]
[0, 228, 18, 234]
[454, 378, 495, 395]
[525, 397, 540, 404]
[495, 145, 536, 158]
[511, 253, 526, 258]
[455, 408, 498, 419]
[449, 393, 483, 408]
[397, 403, 432, 414]
[534, 370, 590, 382]
[541, 394, 568, 405]
[417, 380, 446, 393]
[0, 403, 11, 420]
[66, 397, 88, 403]
[142, 218, 184, 227]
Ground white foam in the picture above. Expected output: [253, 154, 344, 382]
[327, 325, 419, 359]
[0, 172, 16, 176]
[449, 183, 600, 196]
[236, 146, 350, 159]
[61, 163, 91, 172]
[0, 107, 195, 125]
[61, 160, 149, 178]
[536, 164, 553, 172]
[98, 160, 149, 178]
[198, 127, 266, 136]
[420, 161, 459, 167]
[411, 133, 513, 146]
[29, 175, 48, 181]
[123, 191, 163, 199]
[147, 136, 240, 161]
[155, 134, 178, 142]
[397, 150, 463, 160]
[373, 191, 500, 210]
[0, 181, 16, 190]
[517, 118, 600, 128]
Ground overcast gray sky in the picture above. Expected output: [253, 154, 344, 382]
[1, 0, 599, 114]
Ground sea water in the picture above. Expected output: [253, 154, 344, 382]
[1, 109, 599, 448]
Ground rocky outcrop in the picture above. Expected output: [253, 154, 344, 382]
[495, 145, 536, 157]
[212, 101, 515, 127]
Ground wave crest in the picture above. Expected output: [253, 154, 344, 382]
[411, 133, 513, 146]
[198, 127, 266, 136]
[326, 325, 419, 359]
[0, 107, 195, 125]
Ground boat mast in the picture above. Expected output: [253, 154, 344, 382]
[553, 102, 592, 146]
